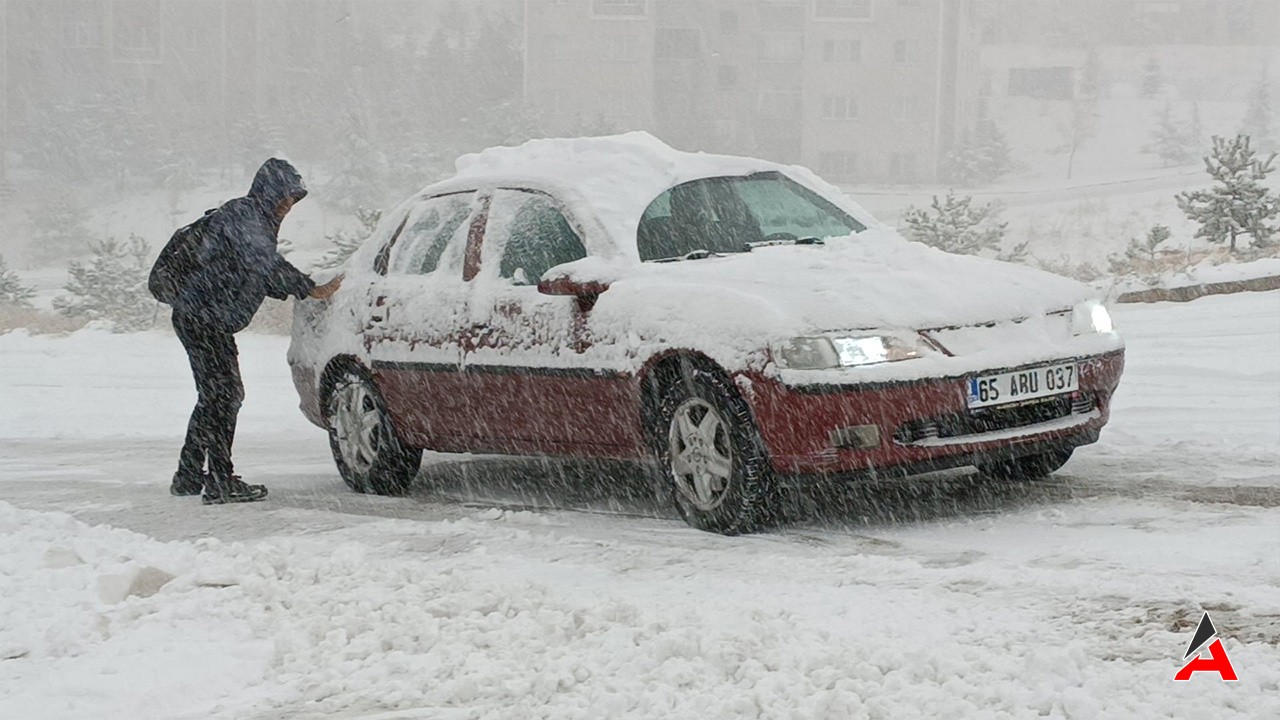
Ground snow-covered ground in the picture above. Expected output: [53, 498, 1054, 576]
[1, 292, 1278, 719]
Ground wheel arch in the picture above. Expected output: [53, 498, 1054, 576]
[638, 350, 758, 451]
[318, 354, 370, 413]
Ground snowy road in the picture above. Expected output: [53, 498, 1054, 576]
[1, 293, 1278, 719]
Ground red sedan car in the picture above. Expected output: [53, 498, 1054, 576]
[289, 133, 1124, 534]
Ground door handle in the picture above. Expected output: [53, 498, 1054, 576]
[370, 296, 389, 324]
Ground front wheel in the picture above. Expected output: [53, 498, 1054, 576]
[977, 448, 1073, 482]
[651, 365, 773, 535]
[325, 368, 422, 495]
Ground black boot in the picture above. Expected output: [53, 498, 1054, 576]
[202, 475, 268, 505]
[170, 471, 208, 497]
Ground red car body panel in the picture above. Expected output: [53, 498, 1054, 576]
[361, 348, 1123, 481]
[372, 363, 646, 458]
[746, 350, 1125, 476]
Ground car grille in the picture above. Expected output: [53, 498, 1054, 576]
[893, 393, 1095, 445]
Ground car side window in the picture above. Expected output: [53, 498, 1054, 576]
[388, 193, 476, 275]
[490, 190, 587, 285]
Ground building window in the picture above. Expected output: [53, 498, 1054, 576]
[65, 19, 104, 48]
[758, 34, 804, 62]
[183, 78, 213, 105]
[889, 152, 917, 182]
[893, 96, 921, 121]
[545, 34, 570, 61]
[821, 95, 858, 120]
[758, 2, 806, 31]
[1008, 67, 1075, 100]
[720, 9, 740, 33]
[592, 0, 647, 16]
[758, 91, 803, 119]
[655, 28, 701, 59]
[112, 0, 162, 54]
[600, 33, 641, 61]
[822, 39, 861, 62]
[893, 39, 918, 64]
[819, 152, 858, 180]
[717, 65, 739, 90]
[814, 0, 873, 20]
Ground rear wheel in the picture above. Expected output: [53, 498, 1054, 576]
[325, 367, 422, 495]
[651, 364, 772, 535]
[977, 448, 1073, 482]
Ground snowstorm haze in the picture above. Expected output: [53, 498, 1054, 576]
[0, 1, 1275, 272]
[3, 2, 1280, 717]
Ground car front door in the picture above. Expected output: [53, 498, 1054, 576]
[460, 188, 636, 454]
[363, 191, 484, 450]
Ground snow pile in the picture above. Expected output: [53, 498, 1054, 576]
[4, 501, 1277, 720]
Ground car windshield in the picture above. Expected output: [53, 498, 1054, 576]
[636, 171, 865, 262]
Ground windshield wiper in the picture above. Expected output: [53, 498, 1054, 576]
[653, 249, 721, 263]
[746, 236, 826, 249]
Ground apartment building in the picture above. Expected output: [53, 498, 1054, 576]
[524, 0, 982, 184]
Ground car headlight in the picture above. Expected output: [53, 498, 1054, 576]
[777, 335, 923, 369]
[1072, 300, 1114, 335]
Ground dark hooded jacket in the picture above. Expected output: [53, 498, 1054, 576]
[172, 159, 316, 332]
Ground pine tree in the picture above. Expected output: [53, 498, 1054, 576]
[1109, 225, 1172, 281]
[52, 235, 157, 332]
[900, 192, 1008, 256]
[943, 113, 1016, 186]
[29, 198, 93, 265]
[1241, 68, 1275, 152]
[1078, 49, 1105, 100]
[1146, 103, 1196, 167]
[1189, 103, 1205, 151]
[1129, 224, 1171, 262]
[1139, 56, 1163, 99]
[326, 109, 388, 213]
[0, 255, 37, 307]
[315, 208, 382, 270]
[1175, 135, 1279, 253]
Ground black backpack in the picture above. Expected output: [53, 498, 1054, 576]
[148, 208, 217, 304]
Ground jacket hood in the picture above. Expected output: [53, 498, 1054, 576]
[249, 158, 308, 208]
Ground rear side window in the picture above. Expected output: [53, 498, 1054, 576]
[488, 189, 587, 285]
[389, 193, 476, 275]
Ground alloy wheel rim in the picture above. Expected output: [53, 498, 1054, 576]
[330, 378, 382, 475]
[668, 398, 734, 511]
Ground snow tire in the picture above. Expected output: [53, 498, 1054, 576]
[651, 362, 773, 535]
[325, 367, 422, 496]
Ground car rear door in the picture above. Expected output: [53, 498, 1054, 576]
[460, 188, 637, 454]
[363, 191, 484, 450]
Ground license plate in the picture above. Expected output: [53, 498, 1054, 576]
[966, 363, 1077, 409]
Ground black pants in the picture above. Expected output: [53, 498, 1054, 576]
[173, 313, 244, 480]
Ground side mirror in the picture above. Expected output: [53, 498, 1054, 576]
[537, 277, 610, 311]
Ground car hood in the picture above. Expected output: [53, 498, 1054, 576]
[606, 230, 1093, 332]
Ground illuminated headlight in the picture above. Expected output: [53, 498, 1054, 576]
[1072, 300, 1114, 335]
[777, 335, 922, 369]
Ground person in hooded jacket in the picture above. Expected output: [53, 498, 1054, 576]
[169, 158, 341, 504]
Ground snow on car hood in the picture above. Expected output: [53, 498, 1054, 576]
[587, 229, 1094, 334]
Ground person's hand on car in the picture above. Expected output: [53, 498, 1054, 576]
[309, 275, 343, 300]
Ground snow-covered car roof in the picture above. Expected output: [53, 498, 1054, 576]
[415, 131, 882, 259]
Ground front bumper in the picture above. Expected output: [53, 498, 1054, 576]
[745, 350, 1125, 478]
